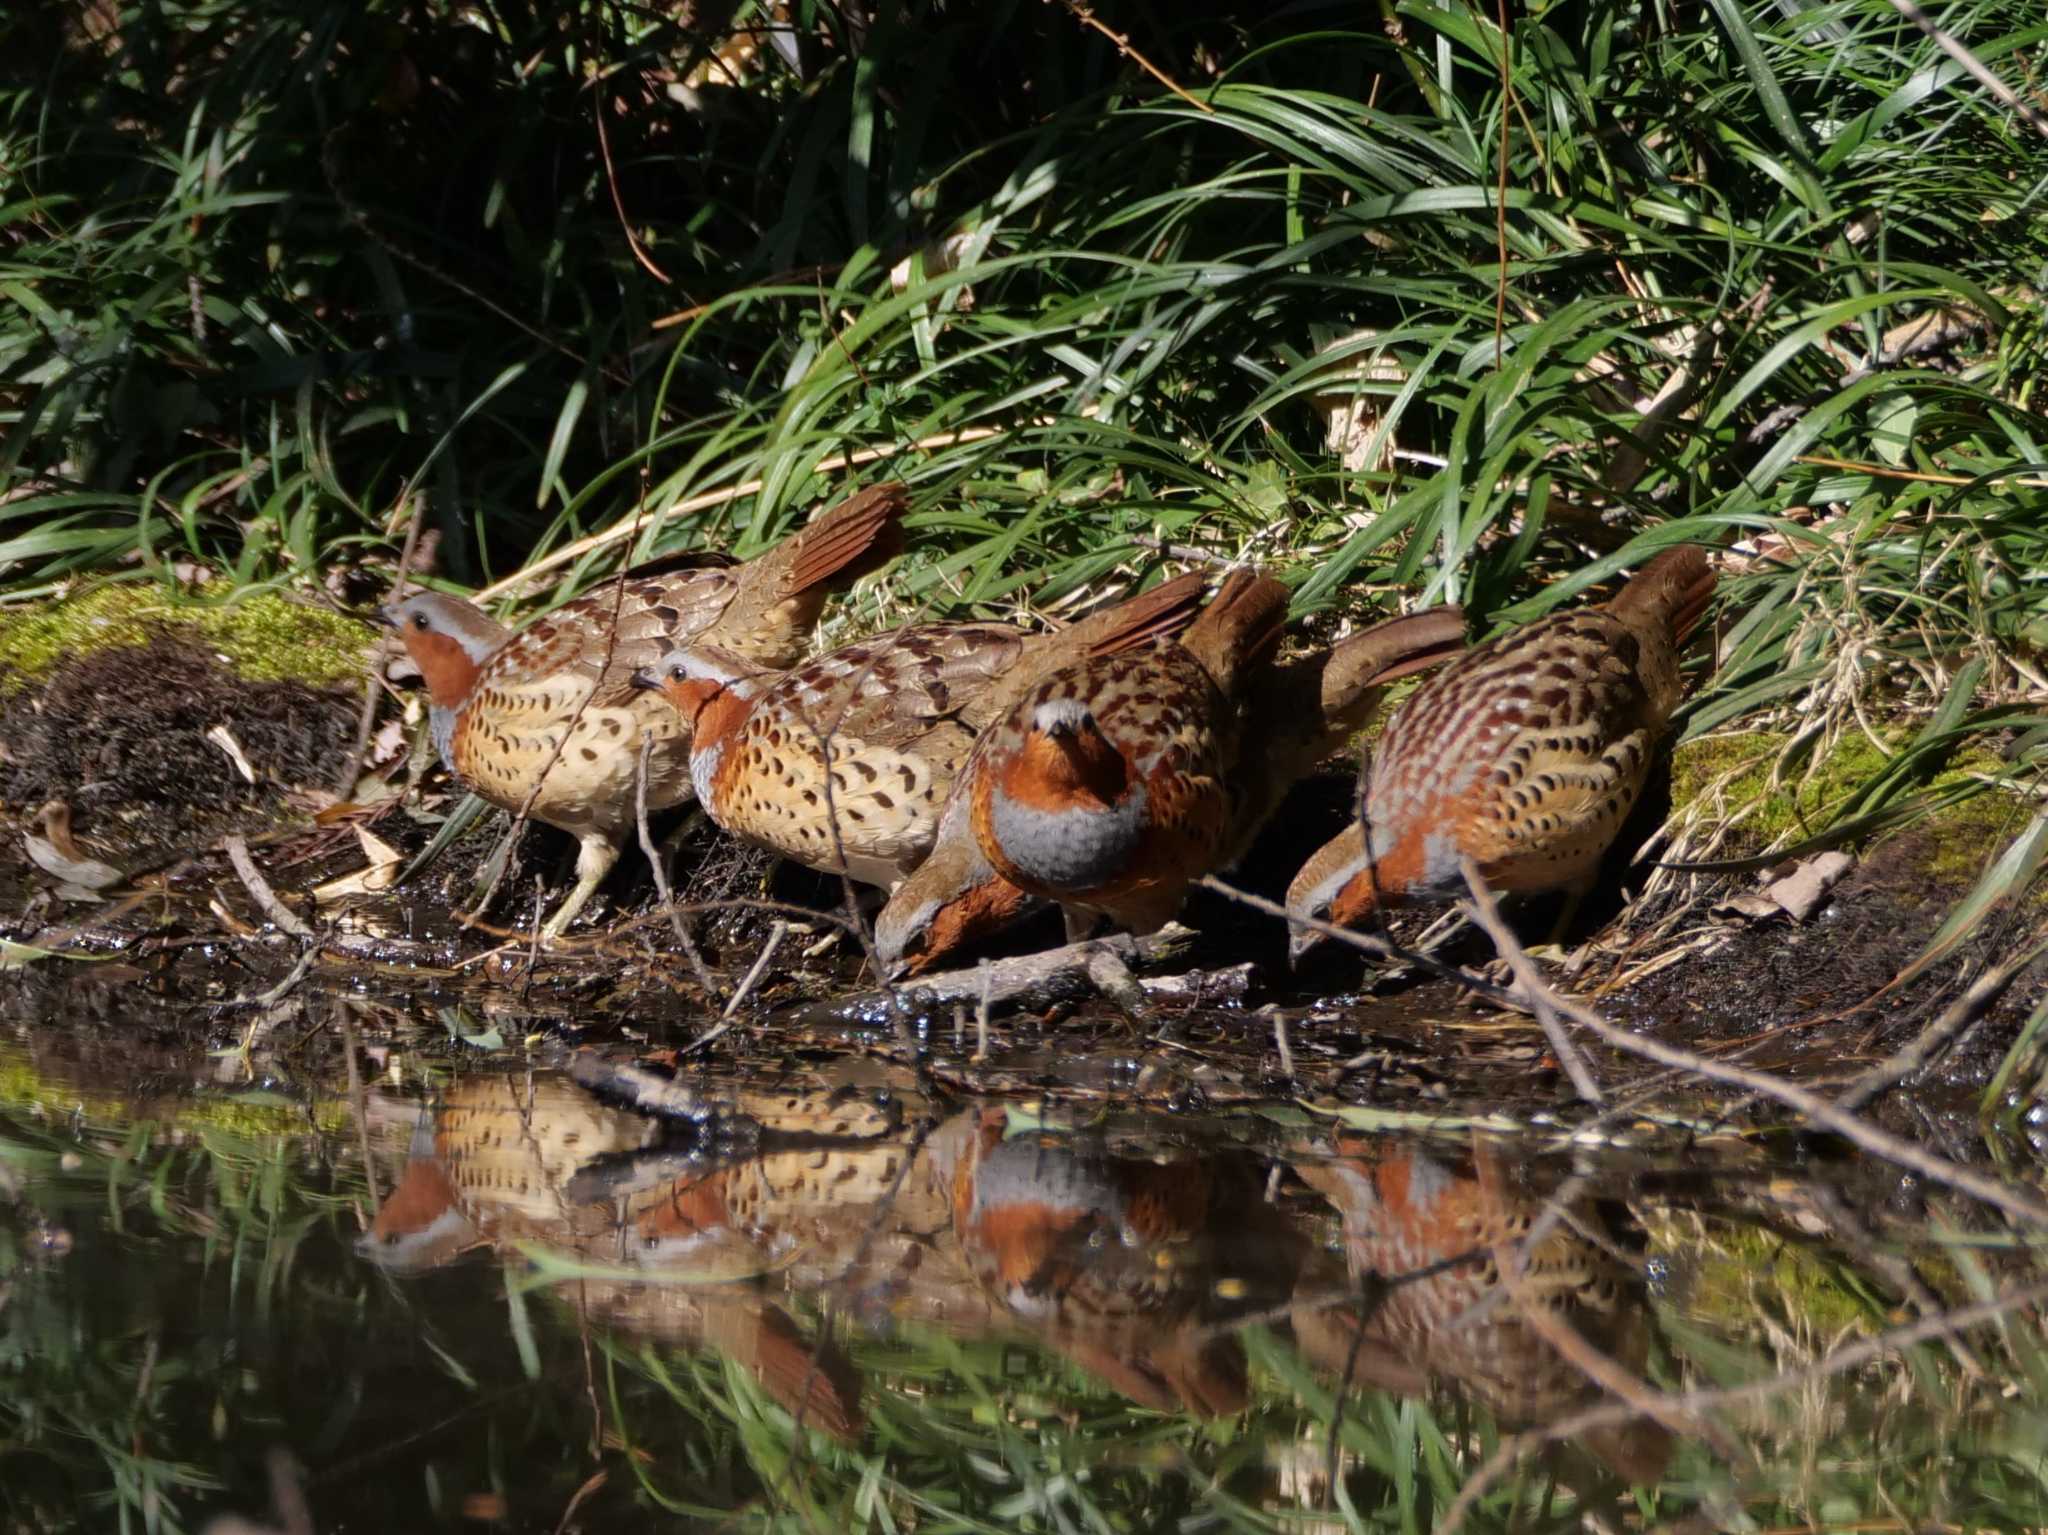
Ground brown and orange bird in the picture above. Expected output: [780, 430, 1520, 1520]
[358, 1069, 908, 1443]
[381, 482, 908, 939]
[629, 573, 1206, 893]
[1286, 545, 1714, 954]
[1290, 1135, 1671, 1485]
[935, 568, 1293, 945]
[875, 578, 1465, 973]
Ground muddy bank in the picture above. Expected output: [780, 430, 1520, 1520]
[0, 588, 375, 862]
[0, 587, 2038, 1133]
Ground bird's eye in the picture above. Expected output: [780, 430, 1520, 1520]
[668, 664, 685, 681]
[411, 614, 430, 631]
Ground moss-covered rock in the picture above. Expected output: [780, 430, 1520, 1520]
[1670, 730, 2033, 887]
[0, 583, 373, 692]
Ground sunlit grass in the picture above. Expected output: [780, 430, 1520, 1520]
[6, 1, 2043, 879]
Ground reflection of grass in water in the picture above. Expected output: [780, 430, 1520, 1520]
[8, 1089, 2048, 1532]
[577, 1258, 2048, 1533]
[1, 1107, 361, 1535]
[0, 1043, 354, 1139]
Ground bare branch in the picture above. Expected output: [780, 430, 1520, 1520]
[1459, 858, 1605, 1104]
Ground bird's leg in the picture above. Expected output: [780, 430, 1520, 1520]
[540, 832, 621, 943]
[1539, 876, 1596, 952]
[1062, 905, 1104, 945]
[657, 807, 708, 874]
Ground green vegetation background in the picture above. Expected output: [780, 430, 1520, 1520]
[5, 4, 2048, 1525]
[8, 0, 2046, 880]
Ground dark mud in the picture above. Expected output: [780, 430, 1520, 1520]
[0, 636, 358, 852]
[0, 745, 2039, 1116]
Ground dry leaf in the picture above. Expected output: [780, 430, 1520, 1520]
[312, 825, 405, 905]
[1764, 850, 1855, 922]
[205, 724, 259, 784]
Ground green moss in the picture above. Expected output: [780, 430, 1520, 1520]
[1662, 1217, 1879, 1337]
[0, 1044, 349, 1136]
[1669, 731, 1888, 846]
[1669, 730, 2032, 886]
[0, 584, 372, 690]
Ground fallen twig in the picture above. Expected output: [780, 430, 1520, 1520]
[1835, 935, 2048, 1112]
[567, 1050, 724, 1126]
[722, 920, 787, 1021]
[225, 836, 315, 938]
[781, 925, 1202, 1026]
[1888, 0, 2048, 143]
[222, 835, 422, 964]
[1196, 874, 2048, 1231]
[340, 487, 429, 796]
[1049, 0, 1214, 113]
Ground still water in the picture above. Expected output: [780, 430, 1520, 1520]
[3, 993, 2045, 1533]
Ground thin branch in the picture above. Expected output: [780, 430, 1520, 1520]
[339, 487, 429, 795]
[225, 835, 316, 939]
[1196, 873, 2048, 1231]
[784, 925, 1200, 1026]
[1490, 0, 1512, 366]
[1487, 1180, 1731, 1460]
[635, 729, 720, 1001]
[1836, 935, 2048, 1112]
[1127, 533, 1244, 570]
[1792, 451, 2048, 489]
[722, 920, 787, 1021]
[1459, 858, 1604, 1104]
[466, 475, 652, 935]
[339, 1006, 382, 1220]
[1050, 0, 1214, 113]
[1438, 1278, 2048, 1535]
[593, 90, 674, 285]
[1888, 0, 2048, 142]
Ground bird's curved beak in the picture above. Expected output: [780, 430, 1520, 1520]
[629, 668, 662, 694]
[1287, 922, 1327, 967]
[376, 605, 402, 630]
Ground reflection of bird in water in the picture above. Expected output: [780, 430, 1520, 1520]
[22, 799, 126, 897]
[358, 1070, 933, 1443]
[1290, 1136, 1671, 1485]
[360, 1071, 649, 1271]
[928, 1109, 1307, 1416]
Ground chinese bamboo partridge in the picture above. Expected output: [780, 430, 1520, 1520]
[875, 578, 1466, 972]
[1286, 544, 1714, 953]
[381, 482, 909, 939]
[926, 568, 1295, 946]
[630, 572, 1206, 892]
